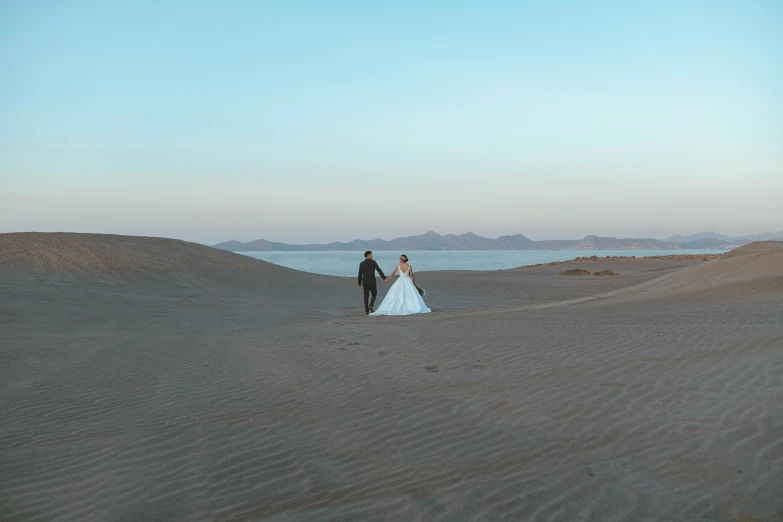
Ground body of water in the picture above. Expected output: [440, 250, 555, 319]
[238, 249, 724, 277]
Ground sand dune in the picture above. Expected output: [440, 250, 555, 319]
[0, 232, 319, 287]
[600, 240, 783, 304]
[1, 234, 781, 521]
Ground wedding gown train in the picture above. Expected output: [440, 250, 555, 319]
[371, 264, 431, 316]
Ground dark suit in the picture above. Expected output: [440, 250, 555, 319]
[358, 259, 386, 312]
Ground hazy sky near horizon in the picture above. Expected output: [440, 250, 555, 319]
[1, 1, 782, 244]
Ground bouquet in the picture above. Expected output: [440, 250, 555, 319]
[415, 285, 425, 297]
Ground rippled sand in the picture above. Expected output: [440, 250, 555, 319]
[1, 233, 781, 521]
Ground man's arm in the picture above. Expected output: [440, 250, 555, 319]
[374, 261, 386, 280]
[358, 264, 363, 286]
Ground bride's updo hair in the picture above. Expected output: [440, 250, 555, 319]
[400, 254, 409, 262]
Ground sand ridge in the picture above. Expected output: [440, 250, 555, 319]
[0, 232, 324, 287]
[1, 234, 782, 521]
[600, 241, 783, 303]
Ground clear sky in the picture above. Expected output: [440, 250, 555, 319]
[1, 1, 781, 244]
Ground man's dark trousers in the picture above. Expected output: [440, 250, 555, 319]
[363, 283, 377, 313]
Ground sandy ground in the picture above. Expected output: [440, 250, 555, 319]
[1, 233, 781, 521]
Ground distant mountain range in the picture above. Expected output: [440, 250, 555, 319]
[666, 231, 783, 243]
[212, 230, 783, 252]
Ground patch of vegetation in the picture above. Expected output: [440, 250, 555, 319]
[560, 269, 591, 276]
[593, 270, 618, 276]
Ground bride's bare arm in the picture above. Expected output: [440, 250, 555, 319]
[409, 266, 416, 285]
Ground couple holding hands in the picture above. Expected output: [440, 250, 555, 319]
[358, 251, 430, 316]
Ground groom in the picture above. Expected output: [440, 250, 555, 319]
[358, 251, 387, 315]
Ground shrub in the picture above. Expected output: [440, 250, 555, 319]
[560, 269, 591, 276]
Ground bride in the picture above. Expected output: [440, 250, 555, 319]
[371, 255, 431, 316]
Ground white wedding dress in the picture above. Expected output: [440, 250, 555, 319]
[371, 264, 431, 316]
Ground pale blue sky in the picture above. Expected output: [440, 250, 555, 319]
[1, 1, 781, 244]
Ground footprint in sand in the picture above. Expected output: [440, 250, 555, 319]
[424, 364, 440, 373]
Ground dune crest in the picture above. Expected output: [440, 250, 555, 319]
[0, 232, 305, 286]
[602, 241, 783, 303]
